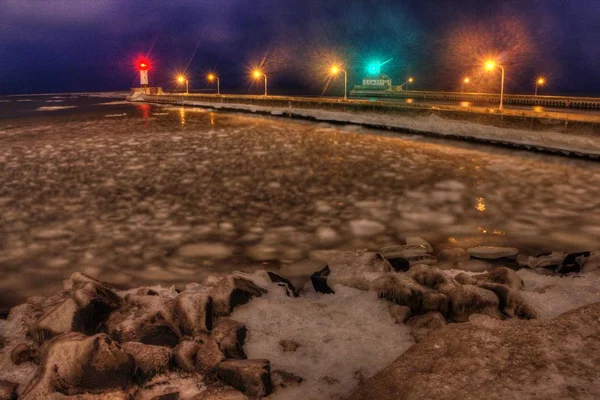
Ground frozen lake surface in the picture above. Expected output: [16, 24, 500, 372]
[1, 95, 599, 307]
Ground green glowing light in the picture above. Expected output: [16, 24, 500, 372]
[367, 62, 381, 75]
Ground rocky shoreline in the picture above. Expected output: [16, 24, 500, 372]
[0, 240, 599, 399]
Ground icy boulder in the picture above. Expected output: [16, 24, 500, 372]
[348, 302, 600, 400]
[120, 342, 172, 383]
[207, 276, 267, 316]
[309, 250, 393, 293]
[173, 291, 214, 336]
[21, 332, 134, 399]
[104, 295, 181, 347]
[216, 359, 272, 399]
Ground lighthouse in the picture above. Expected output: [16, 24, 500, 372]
[138, 59, 149, 87]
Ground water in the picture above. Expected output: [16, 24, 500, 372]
[1, 94, 599, 308]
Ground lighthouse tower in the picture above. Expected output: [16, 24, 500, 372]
[138, 60, 149, 87]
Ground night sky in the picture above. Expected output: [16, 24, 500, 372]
[0, 0, 598, 96]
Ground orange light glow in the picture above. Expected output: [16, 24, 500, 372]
[207, 74, 215, 81]
[485, 61, 496, 71]
[408, 77, 414, 83]
[330, 65, 340, 75]
[464, 77, 470, 83]
[537, 77, 545, 85]
[252, 70, 263, 79]
[177, 75, 186, 83]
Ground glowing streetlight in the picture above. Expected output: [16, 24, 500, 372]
[535, 77, 546, 96]
[485, 60, 505, 111]
[330, 65, 347, 101]
[399, 77, 414, 91]
[177, 75, 189, 95]
[208, 73, 220, 95]
[462, 77, 470, 93]
[252, 69, 267, 96]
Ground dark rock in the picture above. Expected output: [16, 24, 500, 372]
[556, 251, 591, 274]
[174, 291, 213, 336]
[195, 336, 225, 373]
[121, 341, 172, 383]
[58, 392, 133, 399]
[406, 265, 454, 290]
[279, 339, 301, 352]
[386, 257, 410, 272]
[477, 282, 538, 319]
[216, 359, 272, 399]
[210, 277, 267, 316]
[104, 295, 181, 347]
[0, 380, 18, 400]
[0, 336, 4, 351]
[388, 304, 412, 323]
[173, 340, 201, 372]
[149, 393, 179, 400]
[405, 312, 447, 342]
[271, 369, 303, 389]
[311, 266, 335, 294]
[267, 272, 299, 297]
[212, 319, 248, 359]
[10, 342, 34, 365]
[22, 332, 134, 399]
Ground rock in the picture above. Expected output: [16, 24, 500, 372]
[385, 257, 410, 272]
[0, 380, 18, 400]
[388, 304, 412, 324]
[148, 393, 180, 400]
[405, 312, 447, 342]
[136, 287, 160, 296]
[453, 272, 476, 285]
[347, 302, 600, 400]
[121, 342, 172, 383]
[32, 274, 121, 342]
[46, 392, 132, 399]
[209, 277, 267, 316]
[174, 291, 213, 336]
[104, 295, 181, 347]
[195, 336, 225, 373]
[472, 267, 524, 290]
[266, 272, 299, 297]
[191, 384, 248, 400]
[310, 266, 335, 294]
[438, 284, 502, 322]
[278, 259, 326, 291]
[271, 369, 303, 389]
[436, 248, 468, 262]
[370, 274, 450, 316]
[212, 319, 248, 359]
[476, 282, 537, 319]
[467, 246, 518, 260]
[406, 264, 454, 290]
[310, 250, 393, 291]
[405, 237, 433, 253]
[173, 340, 200, 372]
[216, 360, 272, 399]
[22, 332, 134, 399]
[453, 259, 492, 272]
[10, 342, 34, 365]
[279, 339, 301, 352]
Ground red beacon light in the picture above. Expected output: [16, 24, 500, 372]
[138, 61, 149, 71]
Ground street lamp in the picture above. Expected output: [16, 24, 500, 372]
[177, 75, 189, 95]
[485, 60, 505, 111]
[330, 65, 347, 101]
[208, 73, 220, 95]
[462, 77, 470, 93]
[535, 77, 545, 96]
[252, 70, 267, 96]
[399, 77, 414, 91]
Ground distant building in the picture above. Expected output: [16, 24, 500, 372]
[361, 73, 392, 89]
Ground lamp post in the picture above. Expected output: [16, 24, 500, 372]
[177, 75, 189, 95]
[330, 65, 347, 101]
[462, 77, 470, 93]
[400, 77, 414, 91]
[485, 61, 504, 111]
[252, 70, 267, 96]
[208, 73, 220, 95]
[535, 77, 545, 96]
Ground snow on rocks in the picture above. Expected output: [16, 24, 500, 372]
[467, 246, 519, 260]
